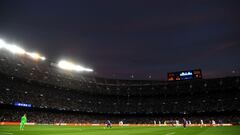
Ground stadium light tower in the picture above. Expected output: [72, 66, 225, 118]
[0, 38, 46, 61]
[57, 60, 93, 72]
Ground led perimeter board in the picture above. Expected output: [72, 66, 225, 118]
[168, 69, 202, 81]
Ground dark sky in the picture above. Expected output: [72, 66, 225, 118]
[0, 0, 239, 80]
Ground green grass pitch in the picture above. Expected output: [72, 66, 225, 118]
[0, 125, 239, 135]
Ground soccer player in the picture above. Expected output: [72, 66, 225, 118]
[106, 120, 112, 128]
[183, 118, 187, 128]
[20, 114, 27, 130]
[212, 120, 216, 127]
[200, 119, 204, 127]
[176, 120, 179, 126]
[188, 120, 191, 125]
[119, 120, 123, 126]
[153, 120, 156, 126]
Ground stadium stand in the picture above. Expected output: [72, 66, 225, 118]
[0, 50, 240, 124]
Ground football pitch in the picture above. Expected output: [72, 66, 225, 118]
[0, 125, 239, 135]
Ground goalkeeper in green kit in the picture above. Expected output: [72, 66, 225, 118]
[20, 114, 27, 130]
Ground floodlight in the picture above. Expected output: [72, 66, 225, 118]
[41, 56, 46, 61]
[57, 60, 93, 72]
[58, 60, 75, 70]
[0, 39, 25, 54]
[75, 65, 93, 72]
[0, 38, 46, 61]
[26, 52, 40, 59]
[26, 52, 46, 61]
[0, 39, 6, 49]
[5, 44, 26, 54]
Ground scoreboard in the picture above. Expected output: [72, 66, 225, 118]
[168, 69, 202, 81]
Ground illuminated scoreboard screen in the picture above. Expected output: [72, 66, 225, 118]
[168, 69, 202, 81]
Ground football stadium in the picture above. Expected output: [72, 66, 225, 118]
[0, 39, 239, 134]
[0, 0, 240, 135]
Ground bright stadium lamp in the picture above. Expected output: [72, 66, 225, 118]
[0, 39, 6, 49]
[5, 44, 26, 54]
[58, 60, 75, 70]
[26, 52, 46, 61]
[76, 65, 93, 72]
[26, 52, 40, 59]
[0, 39, 25, 54]
[0, 38, 46, 61]
[75, 65, 93, 72]
[57, 60, 93, 72]
[41, 56, 46, 61]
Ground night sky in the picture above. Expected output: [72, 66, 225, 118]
[0, 0, 239, 80]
